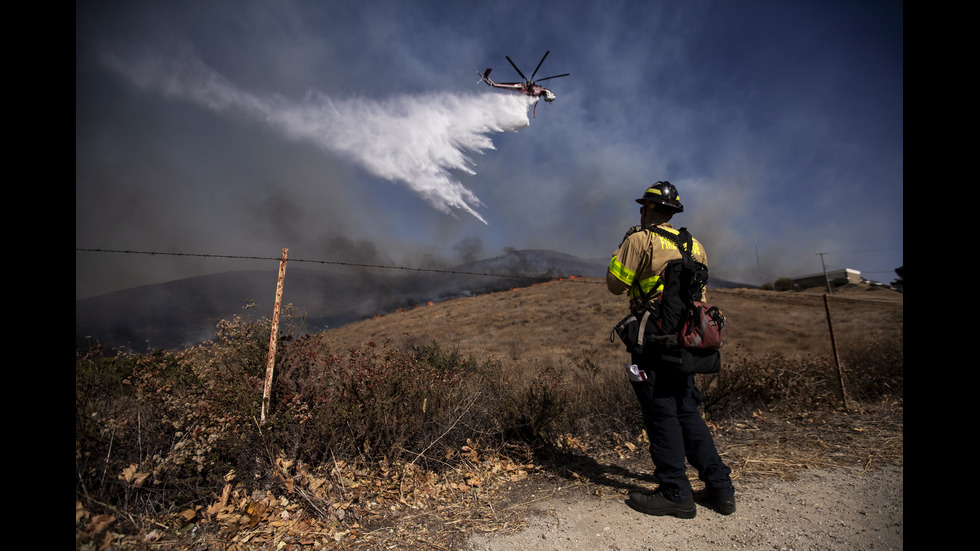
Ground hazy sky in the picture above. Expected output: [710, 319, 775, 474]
[76, 0, 903, 299]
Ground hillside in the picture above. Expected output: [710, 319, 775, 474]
[75, 249, 756, 352]
[76, 279, 903, 550]
[75, 250, 608, 351]
[315, 277, 903, 370]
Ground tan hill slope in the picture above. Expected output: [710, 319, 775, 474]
[315, 277, 903, 368]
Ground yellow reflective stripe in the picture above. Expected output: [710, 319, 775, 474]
[628, 275, 663, 301]
[643, 187, 681, 201]
[608, 255, 635, 285]
[639, 275, 663, 295]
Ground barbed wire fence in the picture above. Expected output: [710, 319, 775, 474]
[75, 247, 605, 285]
[77, 246, 605, 422]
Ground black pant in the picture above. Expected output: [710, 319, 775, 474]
[630, 356, 733, 502]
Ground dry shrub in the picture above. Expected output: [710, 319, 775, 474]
[469, 346, 640, 447]
[698, 349, 837, 416]
[76, 310, 273, 517]
[564, 347, 642, 438]
[273, 338, 493, 467]
[76, 310, 519, 521]
[76, 301, 902, 523]
[699, 337, 903, 417]
[837, 335, 903, 401]
[482, 358, 570, 443]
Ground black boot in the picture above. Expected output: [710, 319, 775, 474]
[711, 492, 736, 515]
[626, 488, 696, 519]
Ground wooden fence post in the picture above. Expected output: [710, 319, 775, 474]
[261, 248, 288, 425]
[823, 293, 850, 411]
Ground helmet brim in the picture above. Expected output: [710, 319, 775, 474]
[636, 197, 684, 212]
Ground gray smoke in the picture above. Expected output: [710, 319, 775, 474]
[102, 47, 537, 224]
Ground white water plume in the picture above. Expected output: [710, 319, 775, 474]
[104, 48, 535, 223]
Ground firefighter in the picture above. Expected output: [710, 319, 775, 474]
[607, 181, 736, 518]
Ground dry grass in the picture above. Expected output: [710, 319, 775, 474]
[316, 277, 903, 377]
[76, 278, 903, 550]
[315, 278, 626, 367]
[313, 276, 904, 475]
[312, 276, 904, 485]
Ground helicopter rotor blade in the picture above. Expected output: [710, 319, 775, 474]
[505, 56, 528, 81]
[535, 73, 570, 82]
[530, 50, 550, 82]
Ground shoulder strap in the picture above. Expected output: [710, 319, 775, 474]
[648, 225, 709, 305]
[626, 226, 691, 309]
[646, 226, 694, 261]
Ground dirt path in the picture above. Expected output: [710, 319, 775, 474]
[467, 464, 903, 550]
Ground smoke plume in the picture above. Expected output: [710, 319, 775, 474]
[103, 48, 536, 224]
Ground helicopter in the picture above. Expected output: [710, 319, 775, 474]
[477, 50, 569, 115]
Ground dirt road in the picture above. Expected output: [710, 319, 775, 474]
[467, 464, 903, 550]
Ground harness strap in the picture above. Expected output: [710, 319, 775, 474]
[647, 226, 694, 261]
[636, 309, 651, 350]
[629, 226, 694, 308]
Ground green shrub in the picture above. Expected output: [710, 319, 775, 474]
[774, 277, 796, 291]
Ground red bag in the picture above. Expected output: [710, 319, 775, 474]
[643, 227, 725, 351]
[677, 301, 726, 349]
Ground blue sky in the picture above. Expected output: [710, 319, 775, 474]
[76, 0, 903, 299]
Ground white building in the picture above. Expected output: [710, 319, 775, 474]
[791, 268, 862, 289]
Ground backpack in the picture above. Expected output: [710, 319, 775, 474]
[646, 226, 726, 351]
[611, 226, 726, 374]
